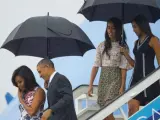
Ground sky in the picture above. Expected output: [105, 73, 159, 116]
[0, 0, 160, 119]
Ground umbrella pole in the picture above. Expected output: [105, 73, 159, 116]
[47, 12, 50, 59]
[121, 3, 125, 47]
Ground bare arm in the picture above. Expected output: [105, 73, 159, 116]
[123, 52, 135, 67]
[150, 37, 160, 65]
[87, 66, 99, 97]
[120, 41, 137, 67]
[119, 68, 127, 94]
[88, 43, 101, 96]
[89, 66, 99, 86]
[121, 69, 127, 89]
[90, 43, 101, 86]
[19, 88, 45, 116]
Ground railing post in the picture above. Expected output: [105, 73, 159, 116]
[86, 93, 89, 108]
[119, 106, 128, 120]
[87, 67, 160, 120]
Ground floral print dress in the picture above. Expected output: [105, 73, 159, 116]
[19, 87, 44, 120]
[94, 41, 132, 107]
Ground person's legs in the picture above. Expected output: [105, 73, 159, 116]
[103, 114, 114, 120]
[103, 117, 108, 120]
[107, 114, 115, 120]
[128, 99, 140, 117]
[102, 99, 115, 120]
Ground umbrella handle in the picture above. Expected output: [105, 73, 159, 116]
[121, 24, 125, 47]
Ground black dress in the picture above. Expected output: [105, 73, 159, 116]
[130, 36, 160, 106]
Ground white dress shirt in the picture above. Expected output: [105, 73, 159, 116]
[48, 71, 57, 87]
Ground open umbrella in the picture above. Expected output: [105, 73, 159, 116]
[78, 0, 160, 23]
[78, 0, 160, 45]
[1, 14, 95, 59]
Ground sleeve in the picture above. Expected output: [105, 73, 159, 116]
[93, 44, 102, 67]
[50, 76, 73, 113]
[119, 49, 133, 70]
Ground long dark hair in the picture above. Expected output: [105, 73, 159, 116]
[103, 17, 128, 57]
[12, 65, 39, 92]
[132, 14, 153, 37]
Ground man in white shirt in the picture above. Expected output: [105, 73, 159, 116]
[37, 59, 77, 120]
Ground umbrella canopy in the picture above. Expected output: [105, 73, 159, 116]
[78, 0, 160, 23]
[1, 15, 95, 59]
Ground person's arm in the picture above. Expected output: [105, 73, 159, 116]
[123, 52, 135, 67]
[119, 53, 129, 94]
[49, 76, 73, 113]
[88, 43, 101, 96]
[120, 41, 136, 67]
[119, 69, 127, 94]
[87, 67, 99, 97]
[18, 88, 45, 117]
[89, 67, 99, 86]
[150, 37, 160, 65]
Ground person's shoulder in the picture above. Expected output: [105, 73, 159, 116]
[35, 87, 45, 97]
[58, 73, 71, 84]
[150, 36, 159, 45]
[56, 72, 63, 78]
[151, 36, 159, 42]
[134, 39, 139, 45]
[53, 72, 61, 79]
[59, 74, 68, 80]
[36, 87, 45, 93]
[56, 73, 67, 80]
[97, 41, 105, 49]
[99, 41, 105, 46]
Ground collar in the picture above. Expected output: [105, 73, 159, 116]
[48, 71, 57, 87]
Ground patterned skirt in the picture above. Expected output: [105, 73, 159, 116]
[97, 67, 121, 107]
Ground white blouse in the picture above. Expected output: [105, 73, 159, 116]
[94, 41, 132, 70]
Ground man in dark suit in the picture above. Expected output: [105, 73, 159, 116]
[37, 59, 77, 120]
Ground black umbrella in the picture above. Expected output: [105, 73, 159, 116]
[78, 0, 160, 23]
[1, 14, 95, 59]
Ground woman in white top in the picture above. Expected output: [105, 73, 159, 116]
[88, 18, 132, 120]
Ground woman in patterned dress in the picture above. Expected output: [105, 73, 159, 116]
[12, 65, 45, 120]
[88, 18, 132, 120]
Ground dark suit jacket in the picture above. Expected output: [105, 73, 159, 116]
[47, 72, 77, 120]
